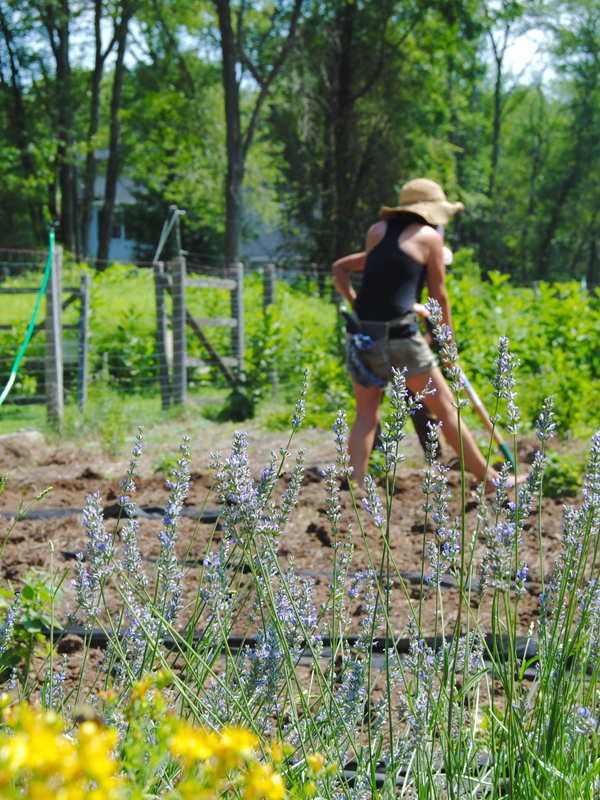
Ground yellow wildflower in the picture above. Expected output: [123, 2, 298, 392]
[268, 741, 283, 763]
[170, 727, 219, 765]
[243, 762, 286, 800]
[306, 753, 325, 774]
[130, 677, 152, 701]
[217, 726, 257, 763]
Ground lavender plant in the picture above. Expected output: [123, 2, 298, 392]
[3, 352, 600, 799]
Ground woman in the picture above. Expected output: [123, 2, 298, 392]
[332, 178, 505, 490]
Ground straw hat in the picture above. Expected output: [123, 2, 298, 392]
[379, 178, 464, 225]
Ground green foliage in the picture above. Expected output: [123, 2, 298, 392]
[0, 569, 64, 678]
[152, 451, 180, 475]
[447, 255, 600, 435]
[542, 449, 583, 498]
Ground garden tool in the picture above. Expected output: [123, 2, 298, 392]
[459, 369, 516, 470]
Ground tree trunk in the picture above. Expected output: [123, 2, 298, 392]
[214, 0, 303, 267]
[488, 54, 502, 199]
[81, 0, 110, 257]
[54, 0, 79, 255]
[587, 238, 597, 286]
[333, 0, 356, 260]
[214, 0, 244, 266]
[0, 8, 44, 240]
[96, 3, 133, 269]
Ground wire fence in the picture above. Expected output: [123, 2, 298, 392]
[0, 253, 319, 426]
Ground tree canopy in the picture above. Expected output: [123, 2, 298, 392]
[0, 0, 599, 281]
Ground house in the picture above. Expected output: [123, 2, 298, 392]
[87, 174, 137, 262]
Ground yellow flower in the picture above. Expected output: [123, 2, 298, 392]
[243, 762, 286, 800]
[217, 726, 257, 763]
[130, 677, 152, 701]
[170, 728, 219, 765]
[306, 753, 325, 774]
[268, 741, 283, 763]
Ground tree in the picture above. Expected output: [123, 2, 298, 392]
[36, 0, 79, 254]
[272, 0, 484, 266]
[96, 0, 135, 268]
[80, 0, 117, 257]
[212, 0, 305, 266]
[0, 2, 45, 238]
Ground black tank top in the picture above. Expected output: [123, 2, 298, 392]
[354, 213, 428, 333]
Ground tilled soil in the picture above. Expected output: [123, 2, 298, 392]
[0, 426, 581, 647]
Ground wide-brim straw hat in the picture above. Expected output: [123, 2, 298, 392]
[379, 178, 464, 225]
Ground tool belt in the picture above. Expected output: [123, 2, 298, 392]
[354, 312, 419, 341]
[343, 311, 420, 389]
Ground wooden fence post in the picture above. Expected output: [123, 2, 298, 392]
[263, 263, 277, 392]
[263, 262, 275, 307]
[171, 255, 187, 405]
[231, 261, 244, 376]
[77, 272, 90, 412]
[154, 262, 171, 410]
[45, 245, 63, 426]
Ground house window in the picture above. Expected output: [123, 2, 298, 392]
[111, 222, 122, 239]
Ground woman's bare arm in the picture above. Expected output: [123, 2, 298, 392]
[331, 222, 385, 307]
[422, 228, 453, 332]
[332, 252, 365, 307]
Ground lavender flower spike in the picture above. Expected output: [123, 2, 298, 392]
[291, 367, 310, 428]
[0, 597, 19, 653]
[536, 396, 556, 442]
[156, 435, 191, 624]
[492, 335, 519, 401]
[363, 475, 385, 529]
[333, 410, 352, 477]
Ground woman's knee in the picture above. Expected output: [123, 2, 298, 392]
[354, 406, 380, 431]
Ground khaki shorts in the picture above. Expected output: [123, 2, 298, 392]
[347, 330, 438, 385]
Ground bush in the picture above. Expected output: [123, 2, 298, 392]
[447, 256, 600, 436]
[542, 449, 582, 498]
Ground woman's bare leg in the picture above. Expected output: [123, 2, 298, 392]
[348, 382, 383, 486]
[407, 367, 496, 486]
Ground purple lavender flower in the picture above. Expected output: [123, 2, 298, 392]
[575, 706, 597, 735]
[515, 561, 529, 599]
[41, 655, 67, 711]
[377, 367, 432, 472]
[156, 436, 191, 624]
[492, 335, 519, 401]
[425, 298, 463, 393]
[71, 492, 115, 629]
[362, 476, 385, 529]
[332, 410, 352, 477]
[0, 598, 19, 653]
[276, 450, 306, 529]
[536, 397, 556, 442]
[506, 398, 521, 436]
[291, 368, 309, 428]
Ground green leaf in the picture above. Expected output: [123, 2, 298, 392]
[21, 585, 35, 601]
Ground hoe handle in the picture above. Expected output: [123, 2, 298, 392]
[459, 370, 516, 470]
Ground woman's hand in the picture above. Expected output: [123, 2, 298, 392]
[412, 302, 430, 320]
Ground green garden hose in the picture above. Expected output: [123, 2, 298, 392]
[0, 230, 55, 408]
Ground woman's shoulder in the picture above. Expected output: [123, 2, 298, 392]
[366, 221, 387, 252]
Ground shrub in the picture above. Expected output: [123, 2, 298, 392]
[542, 449, 582, 498]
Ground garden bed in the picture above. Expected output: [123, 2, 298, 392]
[0, 427, 580, 643]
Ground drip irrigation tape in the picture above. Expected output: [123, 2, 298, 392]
[44, 624, 549, 685]
[0, 231, 54, 408]
[3, 504, 222, 522]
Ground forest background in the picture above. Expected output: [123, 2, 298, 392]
[0, 0, 599, 283]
